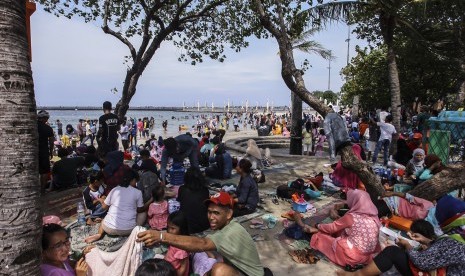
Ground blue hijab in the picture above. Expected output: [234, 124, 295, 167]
[435, 195, 465, 225]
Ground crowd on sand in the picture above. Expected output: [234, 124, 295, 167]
[37, 101, 465, 276]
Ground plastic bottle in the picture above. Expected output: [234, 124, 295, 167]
[77, 202, 86, 226]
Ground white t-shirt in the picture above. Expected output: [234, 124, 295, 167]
[120, 125, 129, 140]
[377, 122, 396, 142]
[233, 118, 239, 126]
[104, 186, 143, 231]
[379, 111, 390, 123]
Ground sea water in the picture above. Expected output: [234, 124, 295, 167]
[47, 110, 232, 138]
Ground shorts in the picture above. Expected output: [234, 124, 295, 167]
[367, 141, 377, 152]
[102, 222, 133, 236]
[39, 153, 51, 174]
[58, 129, 63, 136]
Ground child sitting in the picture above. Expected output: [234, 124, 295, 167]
[164, 211, 189, 276]
[148, 185, 169, 230]
[84, 169, 151, 243]
[82, 171, 107, 223]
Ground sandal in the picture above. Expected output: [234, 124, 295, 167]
[272, 196, 279, 205]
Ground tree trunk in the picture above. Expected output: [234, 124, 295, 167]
[386, 45, 401, 131]
[340, 145, 385, 199]
[289, 92, 302, 155]
[114, 71, 141, 120]
[409, 164, 465, 201]
[0, 0, 41, 274]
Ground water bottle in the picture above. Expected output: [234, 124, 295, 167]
[77, 202, 86, 226]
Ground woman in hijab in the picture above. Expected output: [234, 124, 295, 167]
[331, 144, 363, 190]
[435, 195, 465, 244]
[418, 154, 445, 182]
[404, 148, 425, 185]
[295, 189, 381, 266]
[338, 196, 465, 276]
[244, 139, 263, 169]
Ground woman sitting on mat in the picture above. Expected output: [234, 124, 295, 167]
[294, 189, 381, 267]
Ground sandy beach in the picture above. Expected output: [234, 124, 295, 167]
[42, 129, 344, 276]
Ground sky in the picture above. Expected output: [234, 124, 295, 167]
[31, 5, 365, 107]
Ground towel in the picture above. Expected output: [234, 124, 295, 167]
[86, 226, 145, 276]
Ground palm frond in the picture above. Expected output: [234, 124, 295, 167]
[303, 1, 367, 27]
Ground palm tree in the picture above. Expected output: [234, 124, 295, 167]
[306, 0, 414, 133]
[288, 27, 335, 155]
[0, 0, 41, 274]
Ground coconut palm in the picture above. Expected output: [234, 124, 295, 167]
[0, 0, 41, 274]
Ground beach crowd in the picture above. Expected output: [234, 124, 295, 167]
[37, 101, 465, 276]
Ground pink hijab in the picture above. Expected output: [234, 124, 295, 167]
[346, 189, 380, 225]
[331, 144, 362, 189]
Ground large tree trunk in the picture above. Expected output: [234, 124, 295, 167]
[409, 164, 465, 201]
[386, 45, 402, 132]
[289, 92, 303, 155]
[0, 0, 41, 274]
[340, 145, 385, 199]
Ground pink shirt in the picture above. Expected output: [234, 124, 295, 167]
[137, 121, 143, 130]
[165, 246, 189, 276]
[148, 201, 168, 230]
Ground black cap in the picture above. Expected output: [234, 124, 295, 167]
[103, 101, 112, 110]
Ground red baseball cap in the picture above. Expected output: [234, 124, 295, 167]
[413, 133, 423, 139]
[205, 192, 234, 209]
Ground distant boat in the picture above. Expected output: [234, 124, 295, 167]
[75, 108, 78, 111]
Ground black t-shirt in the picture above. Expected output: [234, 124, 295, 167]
[177, 186, 210, 234]
[98, 113, 120, 143]
[52, 157, 85, 186]
[38, 121, 54, 156]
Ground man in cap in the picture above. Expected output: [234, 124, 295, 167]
[137, 192, 265, 276]
[96, 101, 120, 156]
[37, 110, 55, 194]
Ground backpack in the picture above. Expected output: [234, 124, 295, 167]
[137, 171, 159, 203]
[276, 184, 311, 200]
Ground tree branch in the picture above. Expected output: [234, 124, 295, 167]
[179, 0, 227, 23]
[252, 0, 281, 37]
[102, 0, 137, 61]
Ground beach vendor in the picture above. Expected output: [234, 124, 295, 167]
[137, 191, 265, 276]
[159, 134, 199, 185]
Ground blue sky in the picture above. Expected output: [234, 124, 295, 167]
[31, 6, 365, 107]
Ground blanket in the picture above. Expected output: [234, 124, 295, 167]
[86, 226, 145, 276]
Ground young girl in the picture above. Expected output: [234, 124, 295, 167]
[148, 185, 169, 230]
[164, 211, 189, 276]
[315, 129, 326, 157]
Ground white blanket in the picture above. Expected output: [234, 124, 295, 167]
[86, 226, 145, 276]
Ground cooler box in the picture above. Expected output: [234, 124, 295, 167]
[169, 163, 185, 186]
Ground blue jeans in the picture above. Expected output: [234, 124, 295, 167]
[90, 203, 107, 218]
[372, 139, 390, 166]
